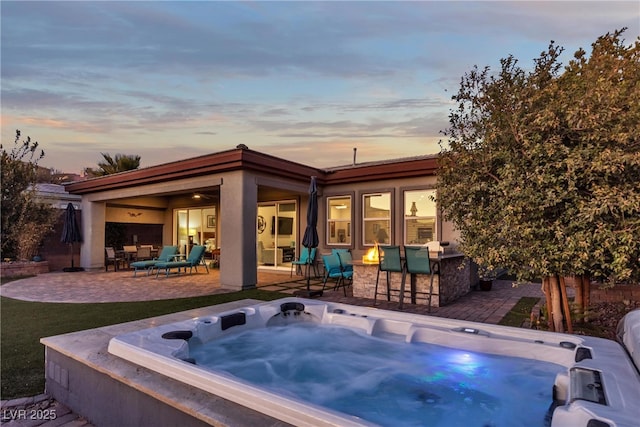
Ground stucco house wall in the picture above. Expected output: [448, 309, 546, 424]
[64, 147, 451, 290]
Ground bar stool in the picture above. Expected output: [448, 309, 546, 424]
[402, 246, 436, 311]
[373, 245, 403, 306]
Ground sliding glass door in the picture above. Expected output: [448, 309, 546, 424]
[174, 207, 217, 256]
[257, 201, 296, 270]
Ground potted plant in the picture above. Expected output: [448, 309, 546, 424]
[478, 266, 499, 291]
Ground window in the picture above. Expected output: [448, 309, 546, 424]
[404, 190, 437, 245]
[327, 196, 351, 245]
[363, 193, 391, 245]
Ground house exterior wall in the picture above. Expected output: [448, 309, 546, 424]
[64, 148, 449, 290]
[106, 205, 166, 224]
[316, 175, 455, 260]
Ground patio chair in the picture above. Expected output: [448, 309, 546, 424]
[105, 247, 125, 271]
[335, 250, 352, 269]
[130, 245, 178, 277]
[373, 245, 404, 306]
[331, 248, 350, 257]
[136, 246, 152, 261]
[290, 247, 317, 277]
[154, 245, 209, 277]
[402, 246, 437, 311]
[335, 250, 353, 294]
[122, 245, 138, 263]
[321, 253, 351, 296]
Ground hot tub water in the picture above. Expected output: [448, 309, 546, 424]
[190, 323, 558, 427]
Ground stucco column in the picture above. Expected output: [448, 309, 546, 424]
[80, 199, 106, 270]
[219, 171, 257, 290]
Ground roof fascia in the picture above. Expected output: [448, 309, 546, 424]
[323, 157, 438, 185]
[65, 148, 324, 195]
[65, 148, 439, 195]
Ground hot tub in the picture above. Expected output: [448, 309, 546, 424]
[108, 298, 640, 427]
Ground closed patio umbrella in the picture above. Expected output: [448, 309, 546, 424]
[299, 176, 321, 296]
[61, 203, 84, 272]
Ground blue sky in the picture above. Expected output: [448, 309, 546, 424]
[2, 1, 638, 173]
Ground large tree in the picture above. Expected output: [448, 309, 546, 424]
[85, 153, 141, 177]
[1, 130, 58, 260]
[437, 30, 640, 331]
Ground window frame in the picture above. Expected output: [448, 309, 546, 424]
[362, 192, 392, 246]
[326, 195, 352, 246]
[403, 188, 438, 246]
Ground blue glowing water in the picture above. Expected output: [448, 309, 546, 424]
[189, 323, 560, 427]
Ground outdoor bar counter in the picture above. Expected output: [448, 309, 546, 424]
[352, 252, 476, 307]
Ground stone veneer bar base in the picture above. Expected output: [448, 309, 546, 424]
[41, 300, 291, 427]
[353, 254, 475, 307]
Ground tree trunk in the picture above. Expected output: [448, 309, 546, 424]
[582, 274, 591, 322]
[542, 277, 554, 331]
[549, 275, 564, 333]
[559, 276, 573, 334]
[572, 275, 584, 323]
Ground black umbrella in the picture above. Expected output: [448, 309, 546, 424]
[61, 203, 84, 272]
[300, 176, 320, 296]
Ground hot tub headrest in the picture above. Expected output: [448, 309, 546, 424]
[281, 302, 305, 313]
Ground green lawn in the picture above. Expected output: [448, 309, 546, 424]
[1, 290, 286, 400]
[498, 297, 540, 327]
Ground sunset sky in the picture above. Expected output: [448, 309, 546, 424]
[2, 1, 638, 174]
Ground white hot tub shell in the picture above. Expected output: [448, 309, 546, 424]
[108, 298, 640, 427]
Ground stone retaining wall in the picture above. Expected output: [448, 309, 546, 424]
[1, 261, 50, 278]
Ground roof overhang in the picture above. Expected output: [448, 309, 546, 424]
[65, 147, 439, 195]
[325, 156, 438, 185]
[65, 148, 322, 195]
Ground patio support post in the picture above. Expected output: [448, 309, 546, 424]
[219, 171, 258, 290]
[80, 199, 106, 270]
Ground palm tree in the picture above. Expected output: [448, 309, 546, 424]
[85, 153, 141, 177]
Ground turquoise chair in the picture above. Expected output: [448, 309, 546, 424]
[130, 245, 178, 277]
[335, 251, 353, 295]
[290, 247, 317, 277]
[155, 245, 209, 277]
[336, 250, 353, 273]
[331, 248, 350, 256]
[373, 245, 404, 305]
[331, 249, 352, 270]
[402, 246, 436, 311]
[322, 252, 351, 295]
